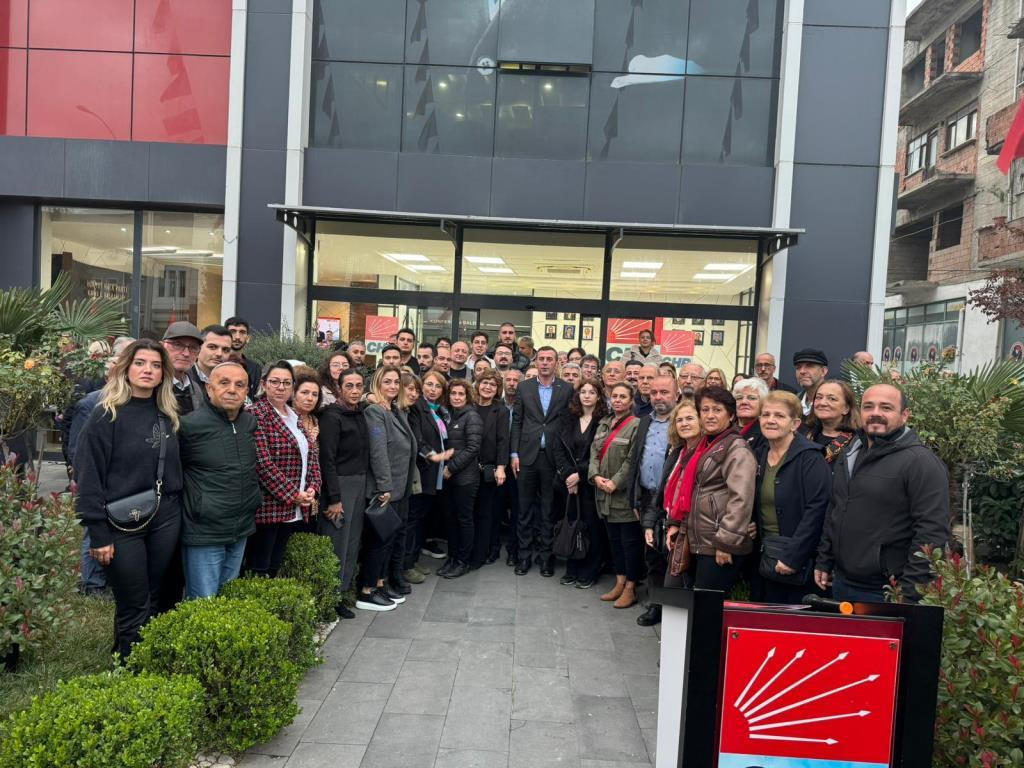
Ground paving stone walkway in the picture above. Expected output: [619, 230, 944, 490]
[239, 560, 661, 768]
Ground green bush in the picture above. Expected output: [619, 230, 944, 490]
[127, 598, 301, 753]
[917, 549, 1024, 767]
[279, 532, 341, 623]
[0, 463, 80, 657]
[0, 670, 203, 768]
[971, 464, 1024, 564]
[221, 576, 319, 670]
[244, 328, 328, 371]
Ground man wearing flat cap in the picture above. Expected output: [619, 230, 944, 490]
[162, 321, 205, 416]
[792, 348, 829, 417]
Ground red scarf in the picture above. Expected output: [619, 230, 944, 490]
[665, 430, 732, 523]
[740, 421, 757, 437]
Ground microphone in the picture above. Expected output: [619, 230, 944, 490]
[802, 594, 854, 615]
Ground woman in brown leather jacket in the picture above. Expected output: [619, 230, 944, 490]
[666, 387, 756, 592]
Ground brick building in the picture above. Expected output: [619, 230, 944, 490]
[888, 0, 1024, 371]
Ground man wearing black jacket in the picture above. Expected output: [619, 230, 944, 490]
[628, 375, 677, 626]
[815, 383, 949, 602]
[224, 316, 262, 400]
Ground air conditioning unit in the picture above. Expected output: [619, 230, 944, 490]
[537, 265, 592, 275]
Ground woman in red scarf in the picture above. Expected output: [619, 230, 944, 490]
[665, 387, 756, 592]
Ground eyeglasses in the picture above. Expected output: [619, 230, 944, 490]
[266, 378, 293, 388]
[678, 374, 705, 382]
[166, 340, 200, 354]
[329, 362, 346, 369]
[755, 362, 774, 369]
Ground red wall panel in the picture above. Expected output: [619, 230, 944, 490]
[0, 0, 28, 47]
[134, 0, 231, 56]
[27, 49, 132, 139]
[29, 0, 133, 52]
[132, 53, 228, 144]
[0, 46, 26, 134]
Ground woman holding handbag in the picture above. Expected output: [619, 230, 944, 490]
[248, 361, 322, 577]
[752, 391, 831, 604]
[75, 340, 183, 660]
[554, 378, 606, 589]
[439, 379, 483, 579]
[589, 381, 642, 608]
[470, 369, 509, 568]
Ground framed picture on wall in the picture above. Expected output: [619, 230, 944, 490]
[693, 330, 704, 346]
[712, 319, 726, 326]
[582, 326, 594, 341]
[545, 312, 558, 320]
[710, 330, 725, 346]
[691, 318, 706, 326]
[672, 317, 686, 324]
[564, 313, 577, 321]
[544, 324, 557, 339]
[562, 325, 576, 340]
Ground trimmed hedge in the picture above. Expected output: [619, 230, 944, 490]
[0, 671, 203, 768]
[127, 598, 301, 753]
[221, 576, 319, 670]
[280, 532, 341, 622]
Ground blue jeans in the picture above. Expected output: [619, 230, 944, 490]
[832, 574, 886, 603]
[182, 539, 247, 599]
[80, 530, 107, 591]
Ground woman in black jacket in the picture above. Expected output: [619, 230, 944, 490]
[553, 378, 606, 589]
[317, 368, 371, 619]
[470, 368, 509, 568]
[75, 340, 183, 660]
[439, 378, 483, 578]
[752, 391, 832, 604]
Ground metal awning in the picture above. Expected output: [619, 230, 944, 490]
[270, 204, 802, 256]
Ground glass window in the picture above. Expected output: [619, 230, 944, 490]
[682, 76, 776, 165]
[27, 50, 132, 140]
[0, 48, 27, 136]
[687, 0, 782, 78]
[313, 300, 453, 359]
[402, 66, 496, 155]
[139, 212, 224, 338]
[593, 0, 688, 73]
[40, 207, 134, 321]
[497, 0, 595, 65]
[132, 54, 230, 145]
[312, 0, 407, 63]
[609, 236, 756, 304]
[405, 0, 499, 67]
[957, 7, 982, 62]
[945, 103, 977, 150]
[495, 73, 589, 160]
[309, 61, 402, 150]
[461, 229, 604, 299]
[588, 72, 684, 162]
[315, 221, 456, 293]
[134, 0, 232, 56]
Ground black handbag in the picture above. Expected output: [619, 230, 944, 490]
[552, 494, 589, 561]
[758, 535, 812, 586]
[105, 417, 167, 533]
[480, 463, 497, 483]
[365, 497, 402, 540]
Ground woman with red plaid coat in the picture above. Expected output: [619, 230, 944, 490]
[247, 360, 322, 577]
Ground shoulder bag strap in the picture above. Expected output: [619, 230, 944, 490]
[599, 415, 635, 463]
[155, 416, 167, 498]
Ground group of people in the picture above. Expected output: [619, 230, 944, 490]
[68, 317, 951, 660]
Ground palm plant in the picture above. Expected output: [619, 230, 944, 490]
[0, 272, 128, 353]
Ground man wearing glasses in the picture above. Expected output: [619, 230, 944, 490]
[753, 352, 798, 394]
[162, 321, 205, 415]
[676, 363, 706, 399]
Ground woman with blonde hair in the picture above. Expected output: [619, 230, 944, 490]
[75, 339, 183, 660]
[705, 368, 728, 390]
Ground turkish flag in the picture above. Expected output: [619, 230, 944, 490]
[997, 100, 1024, 174]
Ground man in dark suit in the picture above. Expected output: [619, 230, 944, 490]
[510, 346, 572, 576]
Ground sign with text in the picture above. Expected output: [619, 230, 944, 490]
[718, 617, 902, 768]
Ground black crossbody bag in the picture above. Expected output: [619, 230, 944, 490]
[105, 417, 167, 532]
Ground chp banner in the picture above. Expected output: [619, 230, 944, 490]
[364, 315, 400, 355]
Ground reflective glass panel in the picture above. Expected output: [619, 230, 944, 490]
[497, 0, 594, 65]
[605, 315, 750, 379]
[0, 48, 27, 135]
[134, 0, 232, 56]
[461, 229, 604, 299]
[29, 0, 133, 51]
[40, 207, 134, 321]
[140, 212, 224, 338]
[593, 0, 688, 73]
[405, 0, 499, 67]
[686, 0, 782, 78]
[609, 236, 757, 304]
[313, 300, 453, 360]
[681, 76, 776, 166]
[0, 0, 28, 47]
[402, 65, 496, 155]
[312, 0, 407, 63]
[132, 54, 230, 144]
[315, 221, 456, 293]
[588, 72, 683, 162]
[27, 50, 132, 140]
[309, 61, 403, 150]
[494, 74, 589, 160]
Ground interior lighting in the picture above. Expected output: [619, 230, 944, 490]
[620, 271, 658, 279]
[478, 266, 514, 274]
[376, 80, 388, 87]
[383, 253, 429, 262]
[406, 264, 446, 272]
[622, 261, 663, 270]
[543, 82, 553, 91]
[692, 273, 732, 280]
[466, 256, 505, 265]
[702, 263, 750, 271]
[438, 81, 448, 89]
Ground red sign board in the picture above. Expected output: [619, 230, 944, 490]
[717, 610, 902, 768]
[661, 329, 695, 356]
[365, 315, 399, 342]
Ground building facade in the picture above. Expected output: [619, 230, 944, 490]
[888, 0, 1024, 373]
[1, 0, 904, 379]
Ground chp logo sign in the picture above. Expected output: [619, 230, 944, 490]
[718, 627, 901, 768]
[365, 315, 400, 355]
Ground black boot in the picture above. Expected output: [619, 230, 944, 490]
[636, 604, 662, 627]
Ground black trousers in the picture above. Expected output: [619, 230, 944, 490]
[446, 483, 478, 564]
[516, 452, 556, 560]
[359, 507, 395, 591]
[503, 475, 520, 559]
[639, 491, 668, 604]
[606, 520, 645, 583]
[386, 496, 410, 580]
[106, 498, 182, 660]
[684, 553, 745, 592]
[472, 480, 503, 567]
[405, 493, 434, 570]
[558, 487, 603, 582]
[245, 521, 299, 577]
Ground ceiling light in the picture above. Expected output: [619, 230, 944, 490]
[406, 264, 446, 272]
[120, 227, 128, 232]
[702, 263, 750, 271]
[620, 271, 658, 279]
[383, 252, 429, 262]
[376, 80, 388, 87]
[692, 273, 732, 280]
[622, 261, 663, 270]
[478, 267, 514, 274]
[454, 112, 465, 119]
[438, 81, 448, 90]
[164, 229, 171, 234]
[543, 83, 553, 91]
[466, 256, 505, 265]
